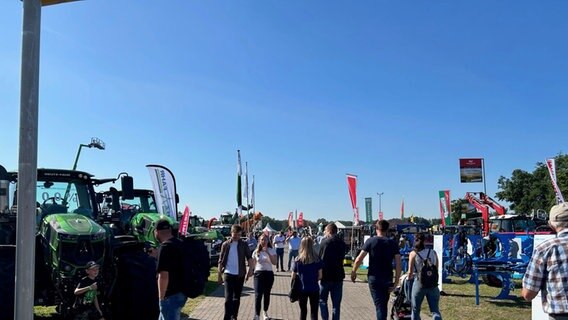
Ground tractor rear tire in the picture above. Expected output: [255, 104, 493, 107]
[0, 245, 16, 320]
[110, 249, 159, 320]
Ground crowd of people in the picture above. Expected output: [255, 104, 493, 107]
[214, 220, 442, 320]
[72, 203, 568, 320]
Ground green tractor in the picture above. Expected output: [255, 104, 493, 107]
[97, 188, 177, 249]
[0, 166, 159, 320]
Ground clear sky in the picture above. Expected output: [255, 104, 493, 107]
[1, 1, 566, 223]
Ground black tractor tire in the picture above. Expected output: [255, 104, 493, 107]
[482, 274, 503, 288]
[0, 245, 16, 320]
[110, 249, 159, 320]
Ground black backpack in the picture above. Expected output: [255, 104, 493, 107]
[176, 236, 211, 298]
[416, 249, 438, 288]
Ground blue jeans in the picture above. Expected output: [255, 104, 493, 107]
[368, 275, 390, 320]
[288, 249, 298, 270]
[276, 248, 284, 270]
[159, 292, 187, 320]
[411, 279, 442, 320]
[319, 280, 343, 320]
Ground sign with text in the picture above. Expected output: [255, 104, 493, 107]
[365, 197, 372, 223]
[459, 158, 483, 183]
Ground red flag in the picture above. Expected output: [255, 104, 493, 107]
[288, 212, 294, 228]
[346, 174, 358, 224]
[180, 205, 190, 236]
[298, 212, 304, 227]
[379, 211, 384, 220]
[400, 199, 405, 219]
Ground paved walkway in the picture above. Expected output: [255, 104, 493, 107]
[188, 270, 433, 320]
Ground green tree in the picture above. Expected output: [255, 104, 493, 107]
[450, 199, 469, 223]
[496, 154, 568, 213]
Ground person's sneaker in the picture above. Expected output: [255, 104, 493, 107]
[263, 311, 269, 320]
[253, 315, 260, 320]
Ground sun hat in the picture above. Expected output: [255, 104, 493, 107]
[549, 203, 568, 221]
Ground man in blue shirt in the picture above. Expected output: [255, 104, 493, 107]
[286, 231, 301, 271]
[522, 203, 568, 319]
[351, 220, 401, 320]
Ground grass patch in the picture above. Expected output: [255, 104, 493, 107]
[343, 268, 530, 320]
[437, 277, 530, 320]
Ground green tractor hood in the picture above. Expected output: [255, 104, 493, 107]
[45, 213, 106, 236]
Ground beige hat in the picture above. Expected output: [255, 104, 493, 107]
[549, 203, 568, 221]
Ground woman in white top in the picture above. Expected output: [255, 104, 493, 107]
[249, 233, 277, 320]
[407, 233, 442, 320]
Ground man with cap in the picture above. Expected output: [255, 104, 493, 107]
[155, 219, 186, 320]
[522, 203, 568, 320]
[73, 261, 104, 320]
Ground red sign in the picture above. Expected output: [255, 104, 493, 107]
[459, 158, 483, 183]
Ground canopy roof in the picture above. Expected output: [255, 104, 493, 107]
[262, 223, 277, 233]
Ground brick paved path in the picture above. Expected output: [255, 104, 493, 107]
[188, 270, 433, 320]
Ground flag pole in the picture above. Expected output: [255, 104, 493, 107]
[245, 161, 249, 234]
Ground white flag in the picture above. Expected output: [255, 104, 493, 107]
[146, 164, 178, 220]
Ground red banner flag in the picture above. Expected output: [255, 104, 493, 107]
[288, 211, 294, 228]
[400, 198, 405, 219]
[379, 211, 383, 220]
[298, 212, 304, 227]
[346, 174, 358, 225]
[180, 205, 190, 236]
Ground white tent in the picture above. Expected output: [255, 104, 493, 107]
[262, 223, 277, 234]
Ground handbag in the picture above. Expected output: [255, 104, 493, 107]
[288, 274, 301, 303]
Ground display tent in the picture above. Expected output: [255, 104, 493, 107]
[262, 223, 277, 234]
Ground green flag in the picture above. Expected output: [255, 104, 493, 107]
[237, 150, 242, 208]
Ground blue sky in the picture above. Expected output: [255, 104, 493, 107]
[1, 1, 566, 223]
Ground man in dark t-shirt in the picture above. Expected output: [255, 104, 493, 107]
[155, 219, 187, 320]
[318, 223, 347, 320]
[352, 220, 401, 320]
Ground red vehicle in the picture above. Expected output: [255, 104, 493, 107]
[465, 192, 507, 235]
[465, 192, 551, 235]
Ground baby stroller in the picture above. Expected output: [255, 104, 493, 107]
[390, 274, 412, 320]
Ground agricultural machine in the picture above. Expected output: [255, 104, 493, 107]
[97, 188, 177, 249]
[0, 166, 158, 320]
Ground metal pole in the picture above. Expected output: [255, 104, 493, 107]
[71, 144, 88, 170]
[377, 192, 384, 219]
[15, 0, 41, 319]
[482, 158, 487, 196]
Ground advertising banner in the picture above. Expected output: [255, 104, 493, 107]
[346, 174, 358, 225]
[379, 211, 383, 220]
[180, 205, 190, 236]
[365, 197, 372, 223]
[546, 158, 565, 204]
[146, 164, 178, 220]
[298, 212, 304, 227]
[438, 190, 452, 227]
[460, 158, 483, 183]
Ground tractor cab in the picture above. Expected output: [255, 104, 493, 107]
[489, 214, 537, 233]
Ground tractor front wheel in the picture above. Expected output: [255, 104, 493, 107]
[0, 245, 16, 320]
